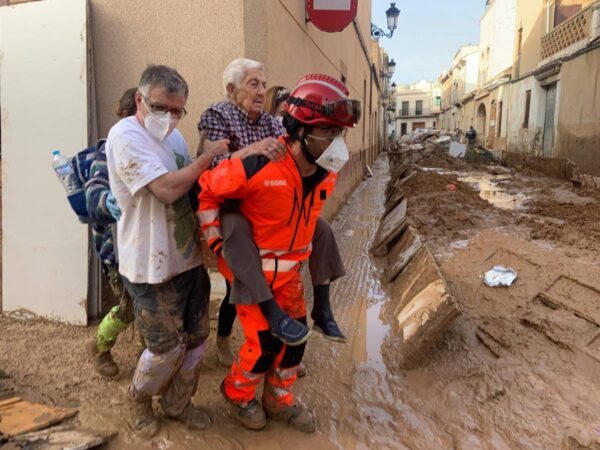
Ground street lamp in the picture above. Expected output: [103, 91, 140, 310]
[391, 82, 397, 94]
[371, 2, 401, 40]
[388, 59, 396, 78]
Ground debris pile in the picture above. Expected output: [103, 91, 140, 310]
[371, 170, 460, 369]
[388, 129, 456, 178]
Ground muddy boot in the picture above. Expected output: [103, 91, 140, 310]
[86, 338, 119, 377]
[216, 335, 235, 367]
[220, 381, 266, 430]
[174, 402, 211, 431]
[297, 363, 307, 378]
[263, 402, 316, 433]
[128, 393, 160, 439]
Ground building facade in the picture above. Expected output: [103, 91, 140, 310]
[437, 45, 480, 134]
[393, 81, 441, 135]
[474, 0, 516, 150]
[508, 0, 600, 172]
[431, 0, 600, 171]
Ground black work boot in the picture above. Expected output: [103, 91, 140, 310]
[260, 299, 310, 346]
[311, 284, 346, 343]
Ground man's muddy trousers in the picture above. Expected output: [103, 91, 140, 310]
[123, 266, 211, 417]
[223, 269, 307, 410]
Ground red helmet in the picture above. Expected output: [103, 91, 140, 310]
[285, 74, 361, 128]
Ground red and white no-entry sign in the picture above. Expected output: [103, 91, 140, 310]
[306, 0, 359, 33]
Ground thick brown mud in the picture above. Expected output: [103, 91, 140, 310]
[2, 154, 600, 448]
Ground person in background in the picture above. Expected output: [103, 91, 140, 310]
[86, 87, 137, 378]
[264, 85, 290, 118]
[466, 125, 477, 150]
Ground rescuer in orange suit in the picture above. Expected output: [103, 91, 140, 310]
[197, 74, 360, 433]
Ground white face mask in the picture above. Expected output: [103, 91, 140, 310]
[315, 135, 349, 173]
[142, 98, 179, 141]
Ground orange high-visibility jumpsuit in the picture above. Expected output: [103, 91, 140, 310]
[197, 136, 336, 409]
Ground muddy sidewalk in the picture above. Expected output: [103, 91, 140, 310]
[3, 154, 600, 449]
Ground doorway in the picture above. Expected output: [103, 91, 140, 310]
[488, 100, 497, 148]
[543, 83, 557, 157]
[476, 103, 487, 147]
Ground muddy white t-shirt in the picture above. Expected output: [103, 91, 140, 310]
[106, 116, 202, 284]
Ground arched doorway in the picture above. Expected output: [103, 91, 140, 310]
[476, 103, 487, 147]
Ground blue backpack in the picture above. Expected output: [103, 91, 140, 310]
[65, 139, 107, 223]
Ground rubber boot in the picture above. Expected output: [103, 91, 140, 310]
[96, 305, 130, 353]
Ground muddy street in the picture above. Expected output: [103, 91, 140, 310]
[3, 153, 600, 449]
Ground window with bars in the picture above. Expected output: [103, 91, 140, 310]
[416, 100, 423, 116]
[401, 101, 409, 116]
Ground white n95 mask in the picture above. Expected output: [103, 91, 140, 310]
[145, 111, 178, 142]
[315, 135, 349, 173]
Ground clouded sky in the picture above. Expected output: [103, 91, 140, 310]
[371, 0, 485, 85]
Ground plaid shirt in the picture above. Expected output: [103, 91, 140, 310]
[198, 101, 285, 167]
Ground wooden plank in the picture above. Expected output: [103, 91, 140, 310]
[0, 398, 77, 437]
[384, 227, 422, 282]
[0, 397, 21, 408]
[370, 198, 408, 256]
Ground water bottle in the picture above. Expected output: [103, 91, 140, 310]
[52, 150, 79, 195]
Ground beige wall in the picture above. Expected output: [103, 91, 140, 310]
[514, 0, 546, 78]
[91, 0, 380, 216]
[261, 0, 380, 215]
[554, 46, 600, 175]
[90, 0, 247, 151]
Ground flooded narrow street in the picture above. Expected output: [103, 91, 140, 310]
[4, 154, 600, 449]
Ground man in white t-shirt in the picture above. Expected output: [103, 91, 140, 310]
[106, 65, 228, 438]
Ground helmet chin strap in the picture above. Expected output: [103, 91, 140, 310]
[300, 129, 317, 165]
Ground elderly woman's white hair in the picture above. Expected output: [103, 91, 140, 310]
[223, 58, 265, 97]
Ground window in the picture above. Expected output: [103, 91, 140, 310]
[523, 90, 531, 129]
[401, 101, 409, 116]
[435, 96, 441, 106]
[416, 100, 423, 116]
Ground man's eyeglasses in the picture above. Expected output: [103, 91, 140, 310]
[142, 95, 187, 119]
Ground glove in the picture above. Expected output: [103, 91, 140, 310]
[106, 192, 122, 221]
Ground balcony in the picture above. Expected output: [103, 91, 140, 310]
[541, 5, 594, 60]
